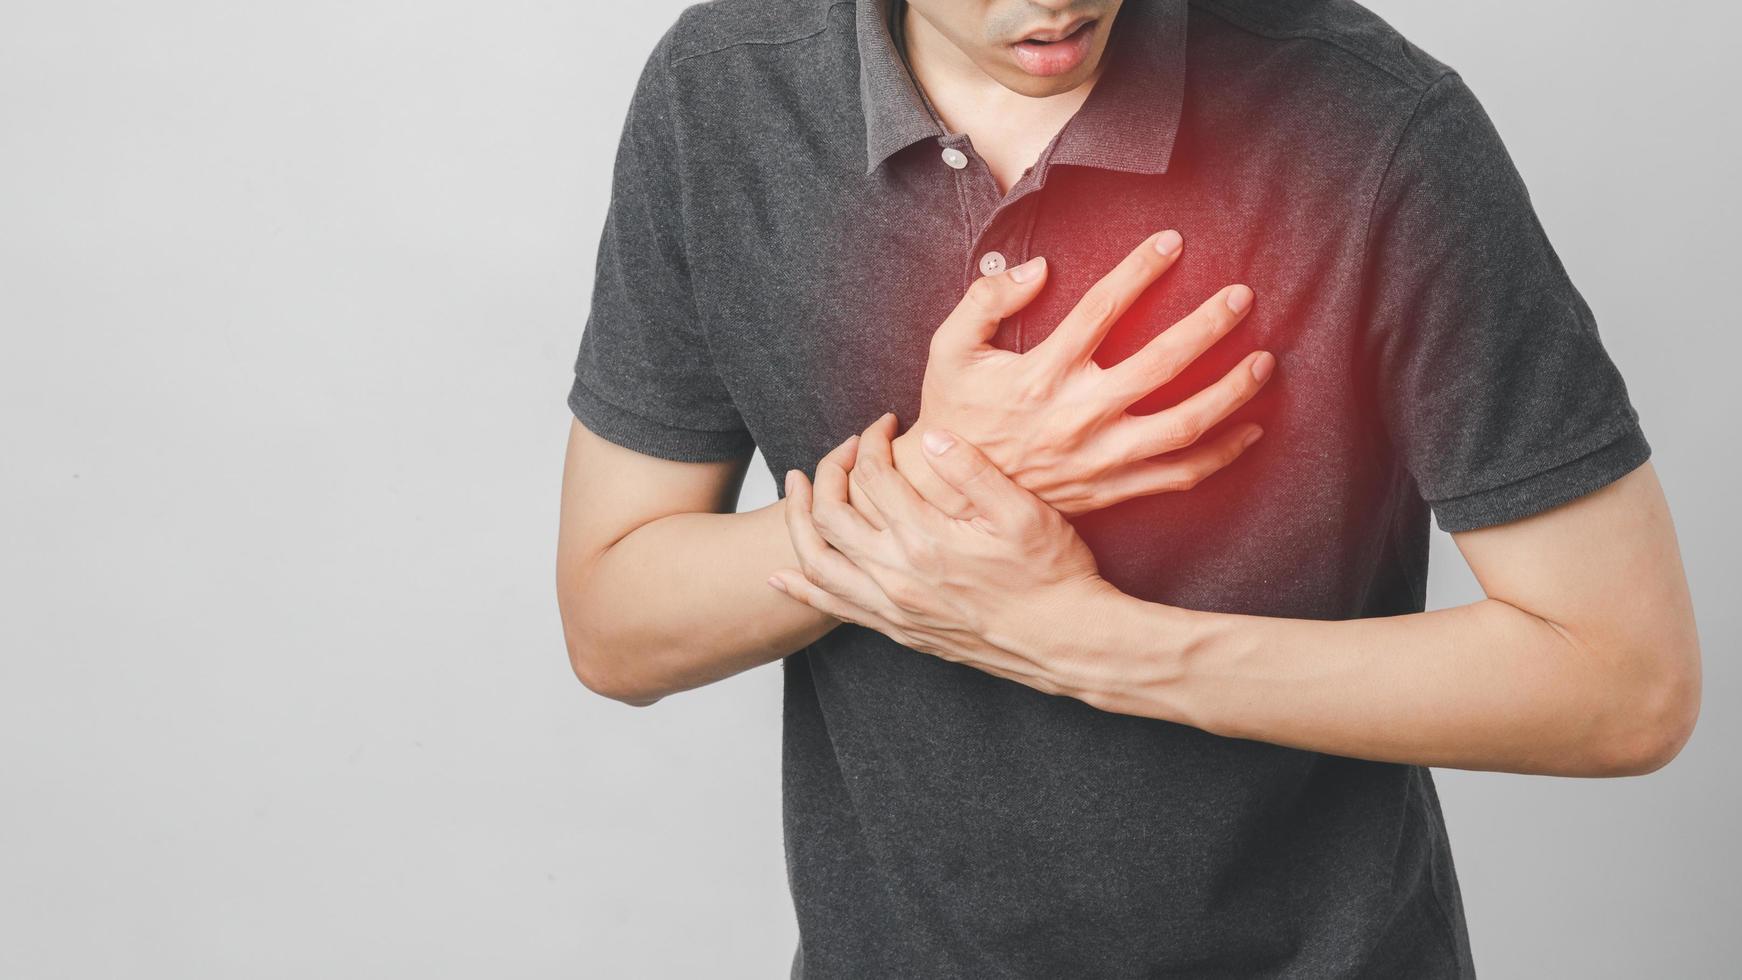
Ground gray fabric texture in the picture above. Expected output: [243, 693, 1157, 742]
[567, 0, 1649, 975]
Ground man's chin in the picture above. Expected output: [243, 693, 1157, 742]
[989, 61, 1102, 99]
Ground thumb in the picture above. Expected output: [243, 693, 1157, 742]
[929, 256, 1048, 355]
[918, 428, 1029, 524]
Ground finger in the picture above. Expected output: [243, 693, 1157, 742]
[850, 411, 900, 472]
[851, 415, 952, 545]
[1099, 282, 1254, 410]
[811, 435, 882, 560]
[1091, 423, 1263, 507]
[843, 416, 898, 536]
[1030, 229, 1184, 369]
[916, 428, 1034, 528]
[781, 468, 891, 607]
[864, 410, 901, 450]
[1110, 349, 1275, 460]
[791, 431, 859, 507]
[821, 428, 884, 530]
[929, 255, 1050, 359]
[768, 569, 898, 634]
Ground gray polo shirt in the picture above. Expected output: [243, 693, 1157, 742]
[568, 0, 1650, 975]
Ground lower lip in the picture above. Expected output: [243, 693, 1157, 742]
[1010, 21, 1096, 77]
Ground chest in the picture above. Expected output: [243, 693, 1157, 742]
[676, 127, 1404, 615]
[686, 137, 1366, 446]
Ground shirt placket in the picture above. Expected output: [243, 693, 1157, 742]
[934, 133, 1046, 353]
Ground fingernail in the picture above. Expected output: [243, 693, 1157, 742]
[1154, 230, 1182, 256]
[767, 575, 788, 594]
[1009, 256, 1046, 283]
[784, 469, 797, 492]
[1242, 426, 1263, 449]
[1226, 285, 1253, 315]
[1251, 351, 1274, 382]
[922, 429, 955, 455]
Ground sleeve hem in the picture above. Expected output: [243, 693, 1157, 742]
[567, 377, 755, 464]
[1428, 421, 1651, 533]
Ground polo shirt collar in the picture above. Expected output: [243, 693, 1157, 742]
[854, 0, 1190, 177]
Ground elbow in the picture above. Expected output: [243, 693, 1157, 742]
[558, 564, 663, 708]
[565, 627, 664, 708]
[1594, 636, 1702, 777]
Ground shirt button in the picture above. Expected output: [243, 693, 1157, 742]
[940, 147, 968, 169]
[978, 251, 1007, 276]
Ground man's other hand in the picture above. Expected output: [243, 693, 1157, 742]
[855, 231, 1275, 524]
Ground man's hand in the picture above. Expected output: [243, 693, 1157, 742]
[772, 412, 1112, 699]
[854, 231, 1274, 523]
[772, 411, 1702, 779]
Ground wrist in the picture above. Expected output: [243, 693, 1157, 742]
[1019, 579, 1202, 725]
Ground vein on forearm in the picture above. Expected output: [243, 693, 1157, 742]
[1080, 593, 1632, 776]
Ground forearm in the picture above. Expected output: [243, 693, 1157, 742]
[1049, 587, 1684, 777]
[565, 499, 837, 705]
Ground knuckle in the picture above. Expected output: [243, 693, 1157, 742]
[1014, 362, 1059, 403]
[1069, 439, 1111, 478]
[964, 276, 1001, 313]
[886, 579, 928, 609]
[1081, 290, 1117, 328]
[814, 489, 847, 519]
[1180, 309, 1228, 347]
[905, 537, 941, 570]
[1188, 317, 1224, 349]
[1081, 436, 1129, 476]
[1143, 350, 1186, 385]
[1150, 419, 1194, 452]
[1011, 509, 1046, 538]
[1157, 467, 1200, 493]
[1153, 475, 1188, 494]
[941, 496, 976, 521]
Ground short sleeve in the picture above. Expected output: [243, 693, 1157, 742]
[1361, 72, 1649, 533]
[567, 28, 755, 463]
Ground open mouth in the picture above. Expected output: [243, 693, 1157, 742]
[1010, 18, 1098, 77]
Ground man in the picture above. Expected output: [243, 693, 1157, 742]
[557, 0, 1701, 975]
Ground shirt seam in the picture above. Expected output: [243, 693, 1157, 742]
[1355, 71, 1458, 298]
[1189, 0, 1441, 91]
[1351, 70, 1455, 500]
[640, 26, 712, 356]
[1409, 766, 1467, 968]
[658, 20, 754, 422]
[669, 0, 852, 67]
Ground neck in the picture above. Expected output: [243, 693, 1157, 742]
[900, 3, 1106, 136]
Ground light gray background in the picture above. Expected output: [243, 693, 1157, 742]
[1, 1, 1736, 976]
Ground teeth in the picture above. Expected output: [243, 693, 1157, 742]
[1022, 21, 1086, 44]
